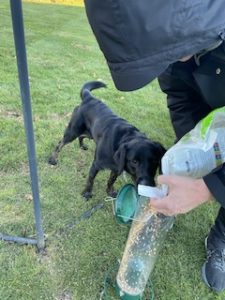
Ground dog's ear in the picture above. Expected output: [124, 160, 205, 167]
[155, 142, 166, 158]
[154, 142, 167, 174]
[114, 144, 127, 175]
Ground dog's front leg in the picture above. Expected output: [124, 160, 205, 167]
[82, 162, 99, 200]
[106, 171, 118, 198]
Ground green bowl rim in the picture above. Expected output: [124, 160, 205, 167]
[114, 183, 138, 224]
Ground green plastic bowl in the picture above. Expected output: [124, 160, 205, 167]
[114, 184, 139, 224]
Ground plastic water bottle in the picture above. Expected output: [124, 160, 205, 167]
[116, 185, 174, 300]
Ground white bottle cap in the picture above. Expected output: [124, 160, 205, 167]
[137, 185, 166, 198]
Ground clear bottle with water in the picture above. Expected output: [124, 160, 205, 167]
[116, 186, 174, 299]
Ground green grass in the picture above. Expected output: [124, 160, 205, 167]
[0, 1, 224, 299]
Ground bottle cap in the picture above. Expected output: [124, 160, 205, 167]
[114, 184, 138, 224]
[138, 184, 165, 198]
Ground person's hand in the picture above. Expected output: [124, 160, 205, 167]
[150, 175, 213, 216]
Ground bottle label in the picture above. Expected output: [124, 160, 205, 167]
[162, 107, 225, 178]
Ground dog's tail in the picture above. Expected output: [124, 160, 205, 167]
[80, 81, 107, 101]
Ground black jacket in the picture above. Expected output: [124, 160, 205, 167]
[84, 0, 225, 91]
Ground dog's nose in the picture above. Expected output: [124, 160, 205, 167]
[137, 177, 155, 187]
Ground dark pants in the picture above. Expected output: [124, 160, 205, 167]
[158, 42, 225, 242]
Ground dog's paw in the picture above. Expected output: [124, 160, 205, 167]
[82, 190, 93, 200]
[107, 190, 118, 198]
[48, 157, 57, 165]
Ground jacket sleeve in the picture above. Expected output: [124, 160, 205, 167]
[203, 164, 225, 208]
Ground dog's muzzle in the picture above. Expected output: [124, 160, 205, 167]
[137, 177, 155, 187]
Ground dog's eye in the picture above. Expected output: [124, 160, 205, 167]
[132, 159, 138, 164]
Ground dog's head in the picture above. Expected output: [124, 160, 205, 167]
[114, 139, 166, 186]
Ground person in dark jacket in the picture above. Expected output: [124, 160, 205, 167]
[84, 0, 225, 293]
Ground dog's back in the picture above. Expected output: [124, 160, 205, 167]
[79, 81, 141, 144]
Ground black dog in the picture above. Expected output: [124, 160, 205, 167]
[48, 81, 166, 199]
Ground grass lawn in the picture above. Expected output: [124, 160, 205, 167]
[0, 1, 224, 300]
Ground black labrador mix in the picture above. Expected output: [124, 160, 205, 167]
[48, 81, 166, 199]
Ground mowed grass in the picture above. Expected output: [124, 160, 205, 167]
[0, 1, 224, 300]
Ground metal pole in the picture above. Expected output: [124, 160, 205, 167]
[8, 0, 45, 250]
[0, 234, 37, 246]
